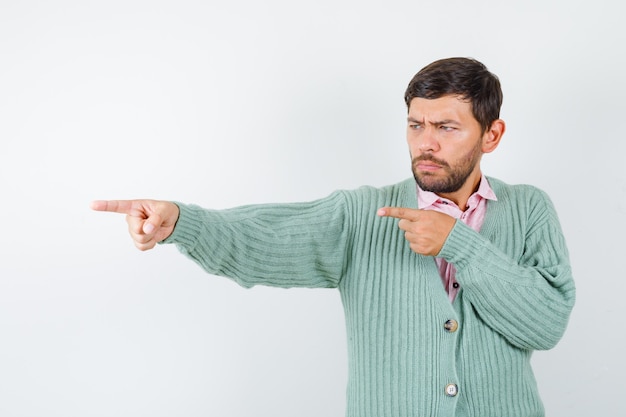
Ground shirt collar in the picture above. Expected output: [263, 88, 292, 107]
[417, 174, 497, 209]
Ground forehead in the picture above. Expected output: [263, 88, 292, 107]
[407, 95, 474, 122]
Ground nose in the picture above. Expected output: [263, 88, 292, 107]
[415, 127, 440, 153]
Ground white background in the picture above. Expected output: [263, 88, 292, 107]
[1, 0, 624, 416]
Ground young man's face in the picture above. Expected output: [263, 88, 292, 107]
[406, 95, 488, 200]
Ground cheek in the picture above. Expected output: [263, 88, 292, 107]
[406, 133, 421, 154]
[407, 142, 420, 160]
[406, 129, 413, 145]
[406, 136, 415, 154]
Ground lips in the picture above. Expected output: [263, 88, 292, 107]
[413, 155, 448, 172]
[416, 161, 442, 171]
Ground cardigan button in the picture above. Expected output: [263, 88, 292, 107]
[445, 383, 459, 397]
[444, 319, 458, 333]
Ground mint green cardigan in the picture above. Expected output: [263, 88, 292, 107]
[164, 177, 575, 417]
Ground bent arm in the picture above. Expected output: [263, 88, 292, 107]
[439, 191, 576, 350]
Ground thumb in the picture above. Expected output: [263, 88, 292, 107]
[142, 221, 156, 234]
[142, 212, 162, 234]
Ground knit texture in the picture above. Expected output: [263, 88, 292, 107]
[164, 177, 576, 417]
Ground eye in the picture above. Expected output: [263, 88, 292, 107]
[440, 125, 455, 132]
[409, 123, 422, 130]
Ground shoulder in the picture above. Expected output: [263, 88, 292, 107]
[486, 176, 560, 222]
[487, 176, 552, 202]
[338, 178, 417, 208]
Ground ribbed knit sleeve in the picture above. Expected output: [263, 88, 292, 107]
[163, 190, 351, 289]
[438, 180, 576, 350]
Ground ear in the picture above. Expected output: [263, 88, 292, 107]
[482, 119, 506, 154]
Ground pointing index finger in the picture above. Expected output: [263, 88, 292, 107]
[377, 207, 421, 220]
[90, 200, 136, 214]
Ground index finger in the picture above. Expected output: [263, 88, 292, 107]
[377, 206, 421, 221]
[90, 200, 136, 214]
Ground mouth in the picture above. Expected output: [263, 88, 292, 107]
[416, 161, 442, 172]
[412, 155, 448, 173]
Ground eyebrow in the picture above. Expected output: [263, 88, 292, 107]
[407, 117, 460, 126]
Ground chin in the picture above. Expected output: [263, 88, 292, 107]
[414, 175, 462, 194]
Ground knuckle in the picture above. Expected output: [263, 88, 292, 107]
[136, 234, 152, 244]
[135, 241, 155, 251]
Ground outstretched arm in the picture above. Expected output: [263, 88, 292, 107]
[90, 200, 180, 251]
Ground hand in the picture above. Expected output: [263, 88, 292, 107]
[377, 207, 456, 256]
[90, 199, 180, 251]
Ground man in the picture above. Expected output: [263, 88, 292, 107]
[92, 57, 575, 417]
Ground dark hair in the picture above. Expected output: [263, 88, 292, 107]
[404, 57, 503, 133]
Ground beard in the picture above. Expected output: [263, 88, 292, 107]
[411, 139, 483, 194]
